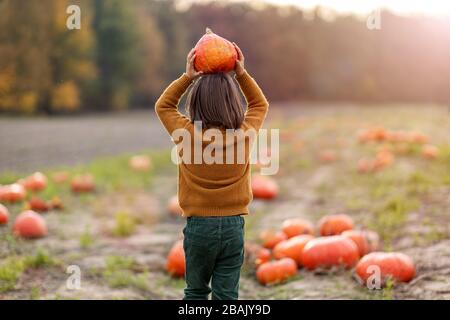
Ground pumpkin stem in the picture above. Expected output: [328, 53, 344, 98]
[205, 27, 213, 34]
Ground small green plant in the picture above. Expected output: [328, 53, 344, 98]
[112, 211, 136, 237]
[102, 256, 148, 291]
[382, 278, 395, 300]
[79, 225, 94, 249]
[0, 257, 25, 293]
[24, 249, 56, 268]
[30, 286, 41, 300]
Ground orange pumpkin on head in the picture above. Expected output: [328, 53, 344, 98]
[194, 28, 237, 74]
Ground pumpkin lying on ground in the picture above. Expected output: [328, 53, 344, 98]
[409, 132, 429, 144]
[194, 28, 237, 73]
[166, 240, 185, 277]
[167, 195, 183, 216]
[318, 214, 354, 236]
[318, 150, 338, 163]
[0, 204, 9, 225]
[52, 171, 69, 184]
[20, 172, 47, 192]
[49, 197, 64, 210]
[255, 247, 271, 267]
[343, 231, 368, 256]
[256, 258, 297, 285]
[341, 230, 380, 257]
[244, 241, 271, 267]
[273, 234, 314, 266]
[357, 127, 388, 143]
[282, 218, 314, 238]
[374, 150, 395, 170]
[356, 252, 415, 285]
[129, 155, 152, 172]
[421, 145, 439, 159]
[251, 175, 279, 200]
[27, 197, 50, 212]
[259, 230, 287, 249]
[0, 184, 27, 203]
[301, 235, 359, 270]
[71, 174, 95, 193]
[13, 210, 47, 239]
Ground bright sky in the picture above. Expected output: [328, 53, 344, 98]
[180, 0, 450, 17]
[267, 0, 450, 17]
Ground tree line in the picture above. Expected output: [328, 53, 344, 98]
[0, 0, 449, 114]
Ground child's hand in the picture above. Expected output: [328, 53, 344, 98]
[186, 48, 203, 80]
[233, 43, 245, 77]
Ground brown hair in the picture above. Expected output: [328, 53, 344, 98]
[186, 72, 244, 130]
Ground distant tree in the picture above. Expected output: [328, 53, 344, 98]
[93, 0, 141, 110]
[0, 1, 52, 113]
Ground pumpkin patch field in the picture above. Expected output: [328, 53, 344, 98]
[0, 105, 449, 300]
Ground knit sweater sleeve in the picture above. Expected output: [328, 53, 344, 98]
[236, 71, 269, 131]
[155, 73, 193, 135]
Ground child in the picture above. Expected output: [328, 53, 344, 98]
[155, 44, 269, 300]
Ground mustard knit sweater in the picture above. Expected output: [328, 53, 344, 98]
[155, 71, 269, 217]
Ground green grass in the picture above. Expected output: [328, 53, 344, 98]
[0, 150, 174, 198]
[0, 249, 55, 293]
[102, 256, 149, 291]
[0, 257, 26, 293]
[24, 249, 57, 268]
[79, 225, 94, 249]
[112, 211, 136, 237]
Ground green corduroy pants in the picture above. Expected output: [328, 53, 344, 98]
[183, 215, 245, 300]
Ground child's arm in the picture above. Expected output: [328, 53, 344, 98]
[233, 44, 269, 131]
[155, 49, 203, 135]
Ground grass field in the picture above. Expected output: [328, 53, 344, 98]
[1, 105, 449, 300]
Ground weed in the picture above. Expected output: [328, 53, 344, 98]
[112, 211, 136, 237]
[102, 256, 148, 291]
[79, 225, 94, 249]
[0, 257, 25, 293]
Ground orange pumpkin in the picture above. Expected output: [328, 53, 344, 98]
[374, 150, 394, 170]
[244, 241, 271, 267]
[255, 247, 271, 267]
[256, 258, 297, 285]
[273, 234, 314, 266]
[20, 172, 47, 192]
[357, 127, 389, 143]
[357, 158, 376, 174]
[27, 197, 50, 212]
[71, 174, 95, 193]
[252, 175, 279, 200]
[318, 150, 337, 163]
[129, 155, 152, 172]
[421, 145, 439, 159]
[282, 218, 314, 238]
[386, 130, 408, 143]
[356, 252, 415, 285]
[52, 171, 69, 184]
[49, 197, 64, 210]
[13, 210, 47, 239]
[166, 240, 185, 277]
[0, 203, 9, 225]
[341, 230, 379, 257]
[167, 195, 183, 216]
[408, 132, 429, 144]
[0, 183, 27, 203]
[259, 230, 287, 249]
[318, 214, 354, 236]
[301, 235, 359, 270]
[194, 28, 237, 73]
